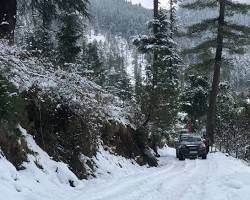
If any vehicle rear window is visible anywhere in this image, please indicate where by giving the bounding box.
[181,136,201,142]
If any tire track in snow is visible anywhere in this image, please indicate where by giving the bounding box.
[72,156,178,198]
[75,157,197,200]
[118,160,197,200]
[154,158,201,200]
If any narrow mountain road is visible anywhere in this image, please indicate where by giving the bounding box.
[72,148,250,200]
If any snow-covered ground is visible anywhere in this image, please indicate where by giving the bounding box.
[73,149,250,200]
[1,131,250,200]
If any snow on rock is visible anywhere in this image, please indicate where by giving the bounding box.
[93,145,142,178]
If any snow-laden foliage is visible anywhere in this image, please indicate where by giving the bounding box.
[180,74,209,129]
[0,41,136,126]
[134,10,182,130]
[215,82,250,159]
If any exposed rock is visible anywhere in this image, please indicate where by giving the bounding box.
[0,122,28,170]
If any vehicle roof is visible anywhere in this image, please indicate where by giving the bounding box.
[177,129,189,134]
[180,134,202,138]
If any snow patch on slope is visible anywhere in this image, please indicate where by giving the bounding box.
[0,127,79,200]
[93,145,142,178]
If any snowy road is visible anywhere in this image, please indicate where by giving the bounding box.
[72,148,250,200]
[2,144,250,200]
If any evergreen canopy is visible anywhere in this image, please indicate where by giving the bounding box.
[181,0,250,76]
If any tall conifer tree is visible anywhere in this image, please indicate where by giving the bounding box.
[134,2,182,130]
[181,0,250,145]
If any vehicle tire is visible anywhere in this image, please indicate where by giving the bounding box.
[176,150,179,158]
[202,155,207,160]
[179,154,185,161]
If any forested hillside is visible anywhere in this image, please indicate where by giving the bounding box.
[90,0,152,38]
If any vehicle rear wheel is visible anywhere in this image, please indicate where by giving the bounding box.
[179,154,185,161]
[176,150,179,158]
[202,155,207,160]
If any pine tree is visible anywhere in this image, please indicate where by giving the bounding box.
[20,0,89,61]
[181,75,209,129]
[27,27,55,60]
[86,41,105,85]
[181,0,250,77]
[27,0,89,19]
[134,8,182,130]
[169,0,178,38]
[17,0,55,56]
[55,0,89,16]
[56,14,81,67]
[104,46,133,102]
[181,0,250,145]
[215,82,236,153]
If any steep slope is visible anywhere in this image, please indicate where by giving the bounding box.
[0,40,156,179]
[0,127,144,200]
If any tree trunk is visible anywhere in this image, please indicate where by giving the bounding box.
[150,0,159,119]
[153,0,158,35]
[0,0,17,43]
[206,0,225,146]
[169,0,174,39]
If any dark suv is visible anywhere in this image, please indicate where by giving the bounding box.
[175,134,207,160]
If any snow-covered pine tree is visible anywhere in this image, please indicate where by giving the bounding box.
[215,82,237,154]
[215,85,250,158]
[103,40,133,102]
[18,0,89,63]
[23,0,56,59]
[56,14,81,68]
[24,0,89,18]
[181,75,209,130]
[85,41,105,85]
[134,8,182,131]
[169,0,179,39]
